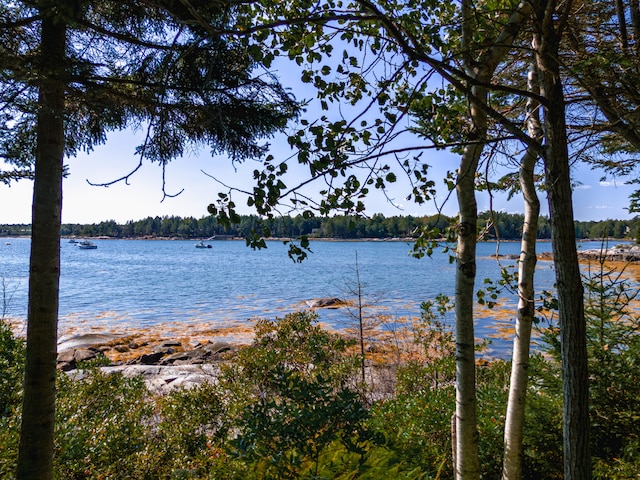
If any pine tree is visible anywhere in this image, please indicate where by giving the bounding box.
[0,2,298,478]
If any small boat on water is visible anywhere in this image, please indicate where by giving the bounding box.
[77,240,97,249]
[195,241,212,249]
[68,238,78,243]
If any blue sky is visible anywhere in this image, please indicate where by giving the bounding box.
[1,58,637,225]
[0,123,636,225]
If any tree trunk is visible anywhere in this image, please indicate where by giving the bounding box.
[534,2,591,478]
[16,15,66,480]
[454,137,482,480]
[502,51,542,480]
[454,2,485,477]
[454,3,532,477]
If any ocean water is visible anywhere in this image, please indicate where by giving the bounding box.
[0,237,623,355]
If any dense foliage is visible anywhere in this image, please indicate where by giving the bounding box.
[1,212,638,242]
[538,262,640,478]
[0,2,299,181]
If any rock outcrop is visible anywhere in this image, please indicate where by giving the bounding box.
[306,297,347,309]
[578,244,640,262]
[57,346,106,371]
[58,332,125,351]
[68,364,221,395]
[57,333,237,393]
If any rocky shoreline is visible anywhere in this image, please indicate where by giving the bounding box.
[495,244,640,263]
[55,297,350,394]
[57,331,241,395]
[576,243,640,262]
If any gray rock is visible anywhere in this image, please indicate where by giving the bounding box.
[57,333,124,351]
[56,330,237,378]
[135,351,166,365]
[306,297,346,309]
[158,342,236,365]
[74,348,100,363]
[57,347,106,371]
[203,341,234,354]
[57,349,76,364]
[89,364,221,395]
[160,350,199,365]
[579,244,640,262]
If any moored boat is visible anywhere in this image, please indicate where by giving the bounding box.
[77,240,97,249]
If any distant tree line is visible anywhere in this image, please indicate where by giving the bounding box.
[1,212,639,242]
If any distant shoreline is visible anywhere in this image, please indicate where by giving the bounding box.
[3,234,636,244]
[2,212,638,245]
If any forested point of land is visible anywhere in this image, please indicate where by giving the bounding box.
[2,211,639,242]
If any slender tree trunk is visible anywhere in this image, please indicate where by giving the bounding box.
[502,49,543,480]
[454,3,485,478]
[630,0,640,56]
[454,135,482,480]
[534,1,591,478]
[615,0,629,50]
[454,3,532,477]
[16,15,66,480]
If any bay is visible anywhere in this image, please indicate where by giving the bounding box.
[0,237,624,356]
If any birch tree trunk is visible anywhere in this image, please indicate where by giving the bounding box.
[502,48,543,480]
[454,102,483,480]
[16,14,66,480]
[533,1,591,478]
[455,3,533,477]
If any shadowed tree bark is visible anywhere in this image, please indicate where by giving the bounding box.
[533,1,591,478]
[16,12,66,479]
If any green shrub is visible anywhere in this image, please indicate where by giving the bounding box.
[307,440,429,479]
[221,311,372,479]
[521,355,564,480]
[0,320,24,418]
[0,320,24,478]
[373,360,512,479]
[55,368,154,479]
[369,388,454,477]
[538,262,640,478]
[150,382,230,478]
[55,368,242,479]
[582,268,640,464]
[369,296,456,477]
[373,352,565,479]
[475,360,509,479]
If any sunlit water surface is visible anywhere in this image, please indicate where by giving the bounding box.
[1,238,634,356]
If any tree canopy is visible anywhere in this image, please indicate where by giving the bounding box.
[0,1,299,191]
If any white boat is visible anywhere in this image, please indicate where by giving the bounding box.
[195,241,212,249]
[77,240,97,249]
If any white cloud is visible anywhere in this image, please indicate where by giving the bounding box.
[598,180,633,188]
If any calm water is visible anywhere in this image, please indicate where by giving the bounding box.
[0,237,619,355]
